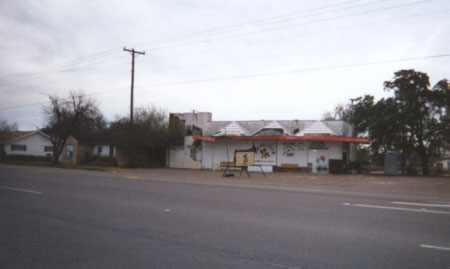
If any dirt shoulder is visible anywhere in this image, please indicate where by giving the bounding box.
[1,162,448,195]
[125,168,450,195]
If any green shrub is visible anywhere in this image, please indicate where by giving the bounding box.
[0,154,52,162]
[80,155,116,166]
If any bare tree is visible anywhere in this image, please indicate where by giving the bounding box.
[43,92,101,165]
[109,106,169,167]
[0,120,18,154]
[322,103,352,121]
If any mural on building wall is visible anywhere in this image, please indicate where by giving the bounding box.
[282,141,307,158]
[188,140,202,161]
[282,142,295,157]
[254,142,276,165]
[316,154,328,172]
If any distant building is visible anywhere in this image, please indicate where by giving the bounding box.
[168,112,369,173]
[437,150,450,170]
[0,131,53,157]
[60,135,116,164]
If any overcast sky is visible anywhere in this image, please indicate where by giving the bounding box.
[0,0,449,129]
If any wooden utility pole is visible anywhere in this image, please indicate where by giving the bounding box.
[123,47,145,166]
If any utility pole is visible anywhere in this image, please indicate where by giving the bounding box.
[123,47,145,166]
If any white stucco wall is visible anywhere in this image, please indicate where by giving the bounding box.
[276,141,308,167]
[4,132,53,156]
[171,137,354,173]
[440,159,449,170]
[168,136,202,169]
[200,140,349,173]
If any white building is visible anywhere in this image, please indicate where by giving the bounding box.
[437,151,449,170]
[168,112,369,173]
[1,131,53,157]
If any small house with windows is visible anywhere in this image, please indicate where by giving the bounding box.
[0,130,53,157]
[60,135,116,164]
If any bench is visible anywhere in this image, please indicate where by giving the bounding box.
[280,163,299,169]
[220,161,265,178]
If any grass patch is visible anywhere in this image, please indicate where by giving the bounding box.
[56,163,117,172]
[0,160,53,167]
[0,159,117,172]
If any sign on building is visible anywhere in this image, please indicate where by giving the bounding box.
[254,142,276,165]
[235,152,254,166]
[309,141,327,149]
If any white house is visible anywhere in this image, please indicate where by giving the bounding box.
[1,131,53,157]
[437,150,450,170]
[168,112,369,173]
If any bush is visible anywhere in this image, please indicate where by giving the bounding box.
[345,161,369,174]
[0,154,52,162]
[80,155,116,166]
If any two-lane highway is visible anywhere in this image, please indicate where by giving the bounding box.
[1,165,449,268]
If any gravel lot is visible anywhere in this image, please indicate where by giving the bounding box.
[124,168,450,194]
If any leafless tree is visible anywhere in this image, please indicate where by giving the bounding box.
[109,106,169,167]
[322,103,352,121]
[43,91,101,165]
[0,120,18,153]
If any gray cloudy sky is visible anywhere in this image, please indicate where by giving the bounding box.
[0,0,449,129]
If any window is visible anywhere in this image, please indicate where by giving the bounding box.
[66,145,73,158]
[97,146,102,154]
[11,144,26,151]
[44,146,53,152]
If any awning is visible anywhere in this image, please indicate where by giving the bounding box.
[193,135,370,143]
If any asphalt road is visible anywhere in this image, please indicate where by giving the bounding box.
[1,164,449,268]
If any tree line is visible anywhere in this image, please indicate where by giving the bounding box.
[323,69,449,175]
[1,91,171,167]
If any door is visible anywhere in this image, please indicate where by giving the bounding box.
[308,149,329,173]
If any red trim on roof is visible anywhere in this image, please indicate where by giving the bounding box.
[192,135,370,143]
[192,135,216,142]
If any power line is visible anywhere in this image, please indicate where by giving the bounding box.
[1,58,131,95]
[0,54,127,86]
[129,0,372,48]
[0,0,421,83]
[1,53,448,111]
[0,50,121,80]
[133,0,433,49]
[133,53,450,87]
[1,0,438,91]
[0,0,367,82]
[145,8,449,54]
[1,4,447,98]
[0,86,129,110]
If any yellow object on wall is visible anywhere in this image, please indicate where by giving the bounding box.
[235,151,254,166]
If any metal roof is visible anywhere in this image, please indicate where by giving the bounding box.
[252,121,292,136]
[296,121,337,136]
[214,121,250,137]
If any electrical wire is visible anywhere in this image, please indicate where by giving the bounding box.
[1,53,448,111]
[0,0,427,84]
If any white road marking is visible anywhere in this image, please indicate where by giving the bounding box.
[266,262,303,269]
[420,245,450,251]
[392,201,450,208]
[164,209,171,212]
[0,185,42,195]
[342,203,450,215]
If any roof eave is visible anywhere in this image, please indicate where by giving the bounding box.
[193,135,369,143]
